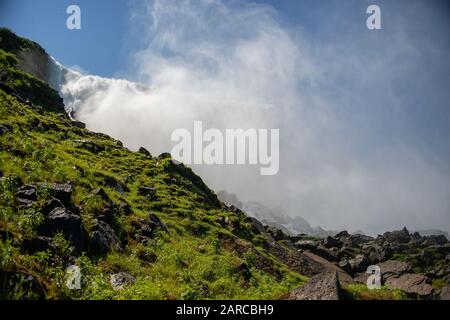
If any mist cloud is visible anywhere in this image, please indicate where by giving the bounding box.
[59,0,450,235]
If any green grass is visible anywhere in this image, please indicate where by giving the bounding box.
[342,284,410,300]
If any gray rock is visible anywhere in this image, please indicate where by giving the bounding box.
[354,260,412,284]
[439,286,450,300]
[110,272,135,290]
[385,273,433,298]
[378,260,411,280]
[381,227,411,244]
[286,272,341,300]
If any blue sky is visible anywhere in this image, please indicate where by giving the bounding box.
[1,0,450,233]
[0,0,130,76]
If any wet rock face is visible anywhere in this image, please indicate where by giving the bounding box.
[286,272,341,300]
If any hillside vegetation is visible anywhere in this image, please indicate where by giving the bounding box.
[0,28,308,299]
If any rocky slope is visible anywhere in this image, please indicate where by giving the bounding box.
[0,28,448,300]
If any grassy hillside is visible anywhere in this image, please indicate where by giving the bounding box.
[0,28,307,300]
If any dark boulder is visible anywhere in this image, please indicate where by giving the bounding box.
[91,188,113,206]
[266,226,288,241]
[89,220,122,255]
[21,236,56,254]
[158,152,171,159]
[338,259,352,274]
[16,185,37,205]
[423,235,448,246]
[348,234,373,246]
[70,120,85,129]
[0,272,45,300]
[130,213,167,242]
[138,147,152,158]
[41,197,65,216]
[334,231,350,239]
[312,246,339,262]
[103,176,129,194]
[0,124,12,135]
[247,217,265,235]
[138,186,157,199]
[247,217,275,242]
[37,182,73,206]
[38,207,87,253]
[118,201,132,216]
[348,254,370,274]
[235,262,252,282]
[420,249,435,266]
[323,236,341,248]
[148,213,168,232]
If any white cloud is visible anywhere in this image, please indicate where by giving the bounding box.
[58,0,450,235]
